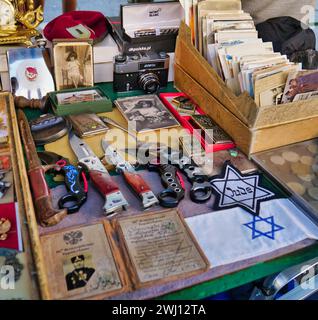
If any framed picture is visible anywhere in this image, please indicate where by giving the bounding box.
[53,41,94,91]
[48,86,113,116]
[114,94,180,133]
[56,89,103,105]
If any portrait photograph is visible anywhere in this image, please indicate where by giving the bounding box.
[41,223,125,299]
[56,89,103,105]
[63,253,95,291]
[115,95,180,133]
[259,84,285,107]
[282,70,318,104]
[53,41,94,91]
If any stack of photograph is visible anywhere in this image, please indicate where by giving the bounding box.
[184,0,318,107]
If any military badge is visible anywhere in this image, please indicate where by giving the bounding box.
[25,67,38,81]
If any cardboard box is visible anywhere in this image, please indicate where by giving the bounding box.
[119,1,183,51]
[93,34,120,83]
[107,16,179,54]
[174,22,318,156]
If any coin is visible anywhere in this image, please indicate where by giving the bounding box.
[308,187,318,201]
[291,162,310,175]
[270,155,285,166]
[298,174,315,182]
[287,182,306,196]
[307,144,318,154]
[282,151,300,163]
[300,156,314,166]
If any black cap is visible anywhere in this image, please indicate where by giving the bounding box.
[71,255,85,263]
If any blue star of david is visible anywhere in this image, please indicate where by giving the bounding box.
[243,216,284,240]
[210,162,275,215]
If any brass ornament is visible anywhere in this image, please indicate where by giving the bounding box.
[0,0,44,46]
[0,217,11,240]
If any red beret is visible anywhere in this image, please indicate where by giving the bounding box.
[43,11,108,43]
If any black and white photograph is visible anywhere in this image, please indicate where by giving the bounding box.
[115,95,180,133]
[64,254,95,291]
[53,41,94,90]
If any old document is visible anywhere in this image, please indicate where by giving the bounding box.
[41,222,127,299]
[117,210,209,287]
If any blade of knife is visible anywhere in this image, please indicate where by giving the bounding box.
[102,139,132,170]
[69,131,96,160]
[102,139,120,163]
[69,132,129,215]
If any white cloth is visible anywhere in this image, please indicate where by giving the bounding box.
[186,198,318,268]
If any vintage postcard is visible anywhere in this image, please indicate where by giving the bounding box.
[293,90,318,102]
[115,209,210,288]
[40,222,128,299]
[259,84,285,107]
[115,95,180,133]
[53,41,94,91]
[282,70,318,104]
[56,89,103,106]
[253,64,301,107]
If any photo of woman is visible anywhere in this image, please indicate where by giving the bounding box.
[53,41,94,90]
[66,51,83,88]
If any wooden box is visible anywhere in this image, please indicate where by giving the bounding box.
[174,22,318,156]
[0,92,40,299]
[5,92,209,300]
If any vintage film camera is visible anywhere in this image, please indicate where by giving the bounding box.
[113,51,169,94]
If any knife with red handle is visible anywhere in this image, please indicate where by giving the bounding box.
[102,139,159,209]
[69,132,128,215]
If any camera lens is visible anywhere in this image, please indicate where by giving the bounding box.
[138,73,160,94]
